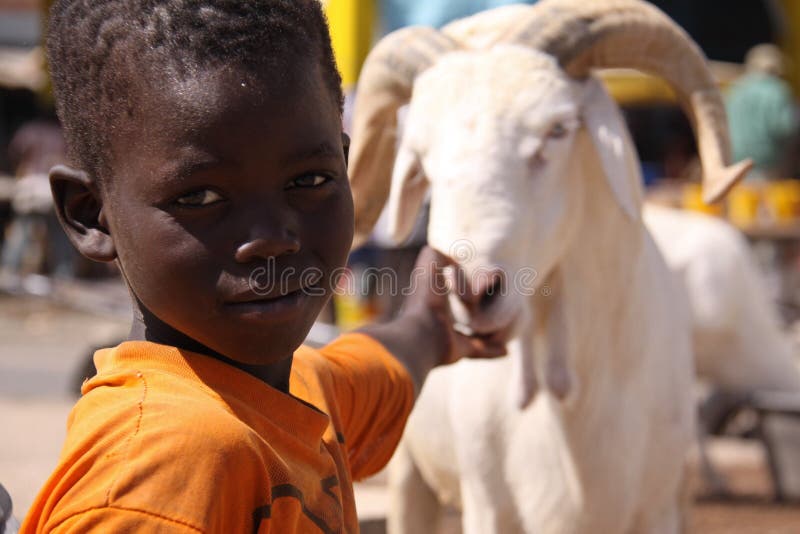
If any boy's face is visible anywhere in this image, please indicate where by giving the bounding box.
[99,62,353,365]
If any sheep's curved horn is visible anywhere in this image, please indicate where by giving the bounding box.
[349,28,459,248]
[508,0,751,203]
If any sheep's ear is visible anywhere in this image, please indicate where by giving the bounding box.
[385,145,428,244]
[581,78,642,220]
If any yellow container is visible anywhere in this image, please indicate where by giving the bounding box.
[333,293,372,331]
[682,183,724,216]
[764,180,800,223]
[332,268,376,331]
[727,183,762,227]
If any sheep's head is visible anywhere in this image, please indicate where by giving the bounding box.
[348,0,754,369]
[391,48,585,334]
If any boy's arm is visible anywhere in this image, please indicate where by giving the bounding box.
[317,247,505,479]
[357,246,506,392]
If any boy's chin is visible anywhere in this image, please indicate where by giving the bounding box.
[215,319,318,366]
[210,293,330,364]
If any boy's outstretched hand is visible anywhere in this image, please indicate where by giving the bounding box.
[358,246,507,392]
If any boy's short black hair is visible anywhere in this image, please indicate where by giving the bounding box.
[47,0,344,181]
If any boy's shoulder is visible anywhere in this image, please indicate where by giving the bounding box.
[75,354,254,446]
[32,344,273,532]
[68,343,268,476]
[62,341,282,488]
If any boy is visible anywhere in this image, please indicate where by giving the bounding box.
[22,1,504,532]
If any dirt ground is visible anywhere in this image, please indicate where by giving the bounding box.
[688,439,800,533]
[692,501,800,534]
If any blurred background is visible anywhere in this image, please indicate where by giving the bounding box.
[4,0,800,532]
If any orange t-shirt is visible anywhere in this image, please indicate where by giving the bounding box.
[21,333,414,533]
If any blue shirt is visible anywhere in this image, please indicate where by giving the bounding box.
[726,72,797,173]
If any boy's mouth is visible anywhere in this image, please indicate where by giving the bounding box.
[223,280,323,321]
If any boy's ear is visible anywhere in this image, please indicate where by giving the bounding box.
[49,164,117,262]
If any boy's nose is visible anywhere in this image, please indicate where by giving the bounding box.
[234,232,301,263]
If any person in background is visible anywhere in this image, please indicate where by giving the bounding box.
[726,43,799,179]
[0,120,75,289]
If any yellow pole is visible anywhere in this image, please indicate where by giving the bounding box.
[778,0,800,96]
[323,0,376,90]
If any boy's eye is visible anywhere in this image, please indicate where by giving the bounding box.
[287,174,330,189]
[175,189,224,207]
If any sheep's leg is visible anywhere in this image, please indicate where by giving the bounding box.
[628,505,682,534]
[452,403,519,534]
[629,463,691,534]
[459,478,517,534]
[387,439,442,534]
[696,424,729,496]
[639,496,686,534]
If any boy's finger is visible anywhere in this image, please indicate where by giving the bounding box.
[412,246,457,306]
[421,246,465,290]
[448,333,507,364]
[470,338,507,359]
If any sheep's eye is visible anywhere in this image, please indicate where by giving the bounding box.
[548,122,568,139]
[175,189,223,207]
[287,174,330,189]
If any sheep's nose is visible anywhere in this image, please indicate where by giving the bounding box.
[459,268,505,312]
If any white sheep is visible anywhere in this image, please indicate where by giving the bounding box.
[644,204,800,393]
[347,1,751,533]
[644,204,800,494]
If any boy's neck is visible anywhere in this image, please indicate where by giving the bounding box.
[128,304,293,393]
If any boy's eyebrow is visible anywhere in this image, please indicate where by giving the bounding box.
[159,158,222,183]
[148,155,224,189]
[282,141,343,164]
[153,141,344,184]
